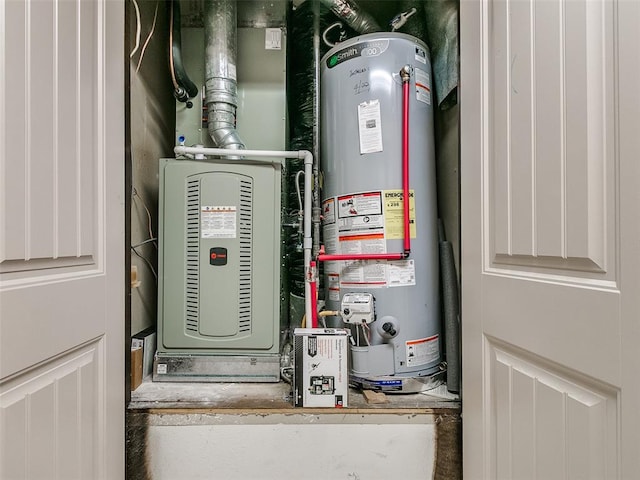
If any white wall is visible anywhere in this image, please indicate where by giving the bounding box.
[129,0,175,335]
[146,413,436,480]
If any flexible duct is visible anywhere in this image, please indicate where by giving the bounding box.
[318,0,380,34]
[204,0,245,150]
[170,0,198,102]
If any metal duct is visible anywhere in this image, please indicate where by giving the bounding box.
[204,0,245,150]
[318,0,380,34]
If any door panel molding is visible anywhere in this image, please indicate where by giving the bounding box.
[485,335,619,480]
[0,0,124,476]
[0,338,105,479]
[486,0,615,280]
[0,0,103,267]
[462,0,640,476]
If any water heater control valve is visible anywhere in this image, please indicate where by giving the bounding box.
[341,293,375,324]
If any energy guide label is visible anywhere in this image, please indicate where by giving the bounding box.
[201,206,236,238]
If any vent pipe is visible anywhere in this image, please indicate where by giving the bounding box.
[204,0,245,150]
[318,0,380,34]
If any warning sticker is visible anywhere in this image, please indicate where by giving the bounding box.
[339,214,384,233]
[357,100,384,154]
[338,192,382,218]
[383,190,416,239]
[322,198,336,224]
[328,273,340,301]
[414,67,431,105]
[415,46,427,64]
[323,223,338,254]
[387,259,416,287]
[201,206,236,239]
[341,259,386,286]
[339,232,386,254]
[406,335,440,367]
[339,232,387,287]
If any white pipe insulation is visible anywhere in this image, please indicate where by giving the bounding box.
[173,146,315,325]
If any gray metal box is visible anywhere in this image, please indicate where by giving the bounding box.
[157,158,281,367]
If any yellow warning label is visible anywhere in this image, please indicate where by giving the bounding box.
[383,190,416,239]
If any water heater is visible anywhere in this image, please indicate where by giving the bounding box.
[321,33,442,392]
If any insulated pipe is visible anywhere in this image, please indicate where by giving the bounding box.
[318,0,381,34]
[174,146,315,325]
[169,0,198,102]
[204,0,245,150]
[318,66,413,264]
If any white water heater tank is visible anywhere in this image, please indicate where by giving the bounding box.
[321,32,442,391]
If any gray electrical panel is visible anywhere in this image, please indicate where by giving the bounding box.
[154,158,281,382]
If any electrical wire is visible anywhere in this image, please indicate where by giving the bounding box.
[362,323,371,346]
[322,21,343,48]
[168,0,180,90]
[131,245,158,282]
[136,1,159,74]
[132,187,157,249]
[295,170,304,213]
[130,0,142,58]
[131,237,158,249]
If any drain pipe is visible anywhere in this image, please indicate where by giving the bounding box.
[204,0,245,150]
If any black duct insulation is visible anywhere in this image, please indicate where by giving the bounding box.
[170,0,198,102]
[439,222,460,393]
[285,2,359,297]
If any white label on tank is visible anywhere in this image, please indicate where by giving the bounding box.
[228,63,237,81]
[406,335,439,367]
[415,46,427,64]
[414,67,431,105]
[387,259,416,287]
[357,100,384,154]
[323,198,336,224]
[341,259,387,286]
[201,206,236,238]
[339,214,384,233]
[156,364,167,374]
[265,28,282,50]
[339,232,387,287]
[323,223,338,253]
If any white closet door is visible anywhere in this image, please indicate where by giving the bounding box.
[0,0,125,478]
[461,0,640,478]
